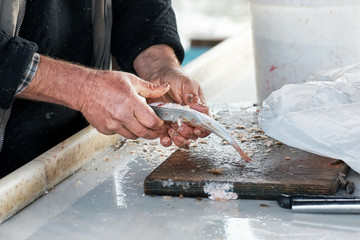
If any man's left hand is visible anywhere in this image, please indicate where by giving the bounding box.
[134,45,210,147]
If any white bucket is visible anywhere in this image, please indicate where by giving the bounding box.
[250,0,360,104]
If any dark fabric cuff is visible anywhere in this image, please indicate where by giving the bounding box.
[112,24,184,74]
[0,34,38,109]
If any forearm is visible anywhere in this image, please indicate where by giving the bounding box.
[133,44,182,81]
[17,55,93,111]
[16,54,170,140]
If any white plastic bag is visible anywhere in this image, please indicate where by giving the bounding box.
[259,64,360,174]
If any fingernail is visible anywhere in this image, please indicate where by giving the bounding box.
[163,138,171,145]
[161,83,169,87]
[186,94,194,103]
[193,96,201,104]
[186,94,202,104]
[169,129,178,136]
[197,101,207,107]
[194,128,203,137]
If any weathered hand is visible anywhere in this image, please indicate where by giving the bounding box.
[79,70,171,139]
[18,55,171,141]
[146,68,211,147]
[134,44,211,147]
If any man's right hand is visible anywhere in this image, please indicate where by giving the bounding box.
[18,55,171,140]
[79,70,171,139]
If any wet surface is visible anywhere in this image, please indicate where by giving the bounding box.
[145,106,348,199]
[0,103,359,240]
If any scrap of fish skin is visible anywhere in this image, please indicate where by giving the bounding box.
[149,102,252,162]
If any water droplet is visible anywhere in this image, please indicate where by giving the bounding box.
[45,112,54,119]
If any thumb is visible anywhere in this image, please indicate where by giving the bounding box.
[131,77,170,98]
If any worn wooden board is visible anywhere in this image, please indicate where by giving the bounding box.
[144,106,349,200]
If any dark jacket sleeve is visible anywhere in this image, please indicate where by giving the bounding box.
[0,31,38,109]
[111,0,184,74]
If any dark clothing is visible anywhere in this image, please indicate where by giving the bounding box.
[19,0,94,68]
[0,0,184,177]
[0,34,37,109]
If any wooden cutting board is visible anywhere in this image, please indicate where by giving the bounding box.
[144,106,349,200]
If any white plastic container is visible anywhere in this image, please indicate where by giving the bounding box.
[250,0,360,104]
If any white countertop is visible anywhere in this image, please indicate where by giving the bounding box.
[1,23,360,239]
[1,135,359,240]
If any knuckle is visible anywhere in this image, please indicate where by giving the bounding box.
[177,125,197,140]
[98,127,112,135]
[118,130,137,140]
[169,130,189,147]
[135,128,150,138]
[106,120,119,131]
[147,118,159,129]
[160,137,172,147]
[127,135,139,140]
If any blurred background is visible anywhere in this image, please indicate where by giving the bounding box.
[171,0,256,103]
[172,0,251,65]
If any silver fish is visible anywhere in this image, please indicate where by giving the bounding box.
[150,102,251,162]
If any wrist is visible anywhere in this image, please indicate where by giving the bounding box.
[18,55,93,111]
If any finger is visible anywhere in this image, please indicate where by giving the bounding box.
[197,87,210,115]
[198,86,207,104]
[130,76,170,98]
[116,125,138,140]
[168,128,191,147]
[148,77,185,105]
[133,100,164,130]
[91,118,138,140]
[160,136,172,147]
[126,117,168,140]
[171,122,197,140]
[184,93,210,115]
[194,127,211,138]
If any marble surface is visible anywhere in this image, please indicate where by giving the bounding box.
[0,126,121,223]
[1,16,359,239]
[0,27,256,224]
[0,136,359,240]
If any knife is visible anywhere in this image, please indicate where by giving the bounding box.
[277,194,360,213]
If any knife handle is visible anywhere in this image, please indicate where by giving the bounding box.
[277,194,360,213]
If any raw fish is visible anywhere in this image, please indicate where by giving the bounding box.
[150,102,251,162]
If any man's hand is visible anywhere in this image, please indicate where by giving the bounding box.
[79,70,171,139]
[134,45,211,147]
[18,55,171,140]
[146,68,211,147]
